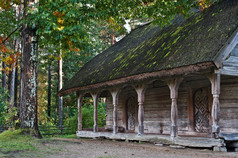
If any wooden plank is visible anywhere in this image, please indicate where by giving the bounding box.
[219,128,238,133]
[220,66,238,76]
[220,102,238,108]
[223,62,238,67]
[231,44,238,56]
[224,55,238,63]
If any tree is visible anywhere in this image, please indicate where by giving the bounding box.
[19,0,41,138]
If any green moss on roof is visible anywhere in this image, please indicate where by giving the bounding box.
[60,0,238,94]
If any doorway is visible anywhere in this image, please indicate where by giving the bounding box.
[126,96,136,131]
[193,88,210,133]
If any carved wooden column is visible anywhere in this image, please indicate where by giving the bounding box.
[208,72,221,137]
[77,93,83,131]
[110,90,119,134]
[167,78,183,138]
[91,93,98,133]
[135,85,147,135]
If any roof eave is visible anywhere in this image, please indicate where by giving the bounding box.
[58,62,216,96]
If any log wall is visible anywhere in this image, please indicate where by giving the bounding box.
[105,76,238,135]
[220,76,238,133]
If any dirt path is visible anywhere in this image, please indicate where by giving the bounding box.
[14,138,238,158]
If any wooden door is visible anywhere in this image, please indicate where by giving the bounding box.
[193,88,210,133]
[126,97,135,131]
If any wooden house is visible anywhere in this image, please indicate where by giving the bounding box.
[59,0,238,150]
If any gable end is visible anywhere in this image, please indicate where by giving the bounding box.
[217,35,238,76]
[214,29,238,69]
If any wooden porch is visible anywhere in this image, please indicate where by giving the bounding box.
[76,130,225,149]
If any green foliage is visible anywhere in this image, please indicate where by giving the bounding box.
[82,101,106,128]
[0,89,19,127]
[4,107,18,127]
[0,130,39,152]
[0,8,18,37]
[0,89,9,125]
[64,99,106,132]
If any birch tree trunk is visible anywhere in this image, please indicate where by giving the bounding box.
[9,39,19,109]
[19,0,41,138]
[58,50,63,134]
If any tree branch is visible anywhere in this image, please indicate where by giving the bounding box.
[2,26,22,44]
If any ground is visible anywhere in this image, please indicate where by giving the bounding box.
[1,138,238,158]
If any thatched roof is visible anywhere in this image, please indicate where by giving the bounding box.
[59,0,238,96]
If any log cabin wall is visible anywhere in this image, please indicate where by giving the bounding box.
[143,81,189,135]
[105,86,138,131]
[105,95,113,127]
[104,75,238,135]
[220,76,238,134]
[143,85,172,134]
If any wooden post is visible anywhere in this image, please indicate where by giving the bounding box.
[208,73,221,137]
[91,93,98,133]
[166,78,183,138]
[135,85,147,135]
[110,90,119,134]
[77,93,83,131]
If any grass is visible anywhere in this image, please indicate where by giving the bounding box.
[0,129,40,153]
[53,134,77,139]
[0,130,79,157]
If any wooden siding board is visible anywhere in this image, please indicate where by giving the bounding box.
[220,44,238,76]
[220,77,238,133]
[231,44,238,56]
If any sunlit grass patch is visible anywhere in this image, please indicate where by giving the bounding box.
[0,129,40,152]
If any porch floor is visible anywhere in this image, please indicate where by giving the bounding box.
[76,131,225,148]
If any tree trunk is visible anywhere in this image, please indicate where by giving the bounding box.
[2,62,6,89]
[9,39,19,109]
[8,70,12,92]
[54,85,58,125]
[14,64,18,108]
[58,50,63,134]
[47,65,52,119]
[19,0,41,138]
[111,33,115,45]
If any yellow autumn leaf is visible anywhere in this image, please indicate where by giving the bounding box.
[54,57,61,60]
[58,26,64,31]
[57,18,64,25]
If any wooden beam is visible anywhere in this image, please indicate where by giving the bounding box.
[207,73,221,137]
[187,87,195,132]
[166,78,183,138]
[77,93,83,131]
[91,93,98,133]
[134,84,147,135]
[110,89,120,134]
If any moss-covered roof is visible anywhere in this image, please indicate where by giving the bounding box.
[59,0,238,96]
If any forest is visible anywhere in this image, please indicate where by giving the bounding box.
[0,0,212,138]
